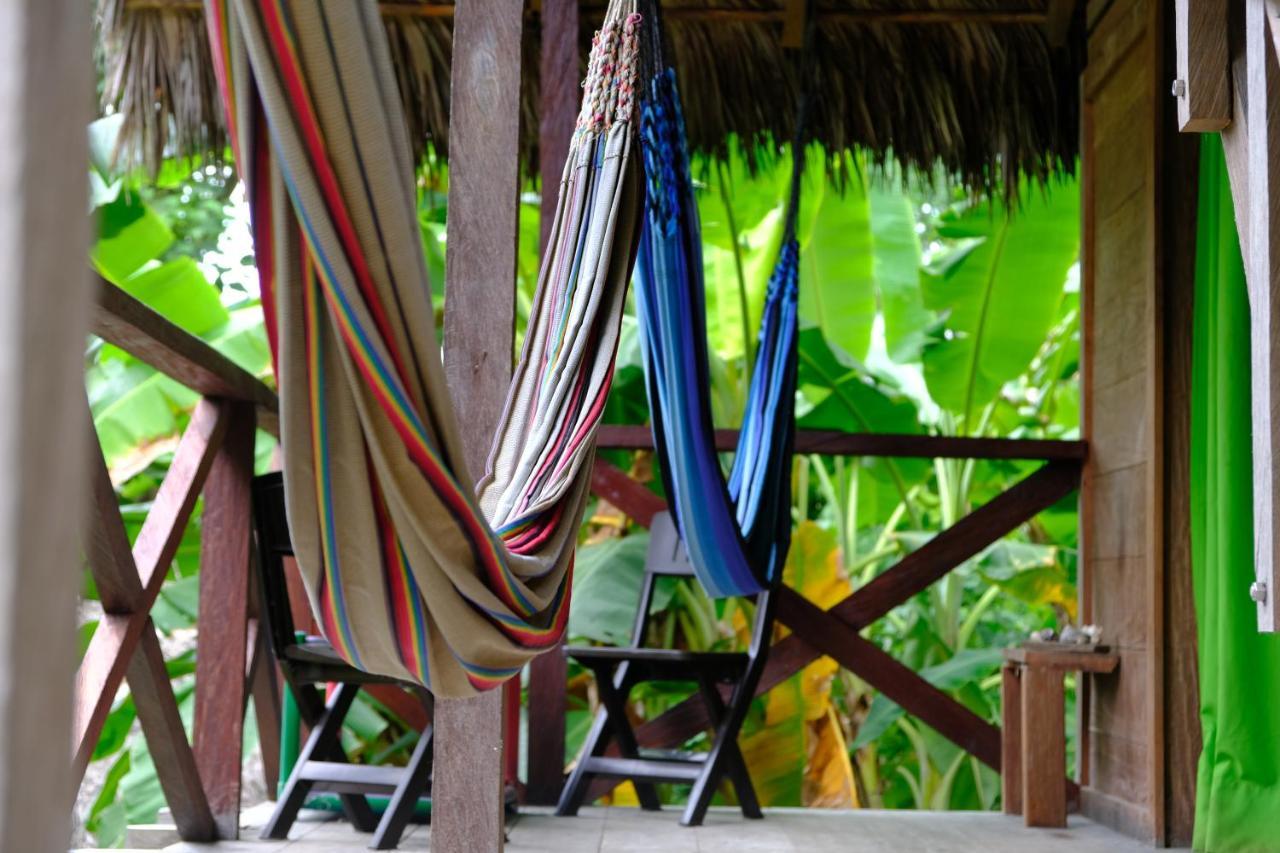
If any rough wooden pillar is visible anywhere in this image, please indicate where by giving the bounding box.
[0,4,93,851]
[525,0,579,807]
[192,401,256,839]
[435,0,523,849]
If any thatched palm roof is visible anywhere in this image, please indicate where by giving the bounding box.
[97,0,1082,193]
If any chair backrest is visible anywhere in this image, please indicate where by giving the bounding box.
[250,471,303,665]
[632,512,776,663]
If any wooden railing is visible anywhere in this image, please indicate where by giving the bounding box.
[78,278,1088,829]
[526,423,1088,806]
[74,278,279,840]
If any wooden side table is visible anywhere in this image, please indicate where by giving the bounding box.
[1001,644,1119,827]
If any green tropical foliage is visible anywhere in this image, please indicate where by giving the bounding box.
[80,111,1079,844]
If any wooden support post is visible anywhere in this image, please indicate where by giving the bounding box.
[0,5,94,850]
[1045,0,1078,47]
[192,401,257,839]
[526,0,579,805]
[1021,666,1067,828]
[1173,0,1231,130]
[1001,664,1023,816]
[436,0,523,848]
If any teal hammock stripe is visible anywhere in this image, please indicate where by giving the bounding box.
[634,51,802,597]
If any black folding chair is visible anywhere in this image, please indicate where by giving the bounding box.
[251,472,433,850]
[556,512,775,826]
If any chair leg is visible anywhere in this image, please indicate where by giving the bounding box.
[594,667,661,811]
[697,677,762,820]
[370,724,433,850]
[263,683,361,840]
[556,701,611,817]
[682,676,764,827]
[723,742,762,820]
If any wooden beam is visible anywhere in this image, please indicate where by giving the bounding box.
[245,533,283,800]
[1244,0,1280,631]
[775,587,1002,771]
[594,424,1088,461]
[94,278,279,434]
[1173,0,1231,131]
[1045,0,1078,46]
[583,460,1081,795]
[246,621,282,801]
[128,624,218,839]
[125,0,1049,26]
[192,401,256,838]
[0,7,94,849]
[435,0,523,847]
[826,462,1082,627]
[77,434,216,839]
[589,459,666,527]
[74,399,228,776]
[537,0,580,255]
[781,0,807,47]
[526,0,579,805]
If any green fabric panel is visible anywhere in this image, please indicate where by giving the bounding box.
[1190,136,1280,852]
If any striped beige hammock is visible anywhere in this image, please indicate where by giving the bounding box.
[205,0,642,697]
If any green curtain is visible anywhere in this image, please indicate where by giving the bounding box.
[1190,136,1280,852]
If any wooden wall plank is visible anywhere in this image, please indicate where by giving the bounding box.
[596,424,1088,461]
[0,5,94,849]
[1082,0,1166,840]
[435,0,524,847]
[1243,0,1280,631]
[1173,0,1231,130]
[192,401,256,839]
[1158,31,1202,837]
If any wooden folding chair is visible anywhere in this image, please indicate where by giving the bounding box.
[251,472,433,850]
[556,512,775,826]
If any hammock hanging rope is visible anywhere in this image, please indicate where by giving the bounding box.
[204,0,643,697]
[633,3,808,598]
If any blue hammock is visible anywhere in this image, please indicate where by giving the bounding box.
[634,48,805,598]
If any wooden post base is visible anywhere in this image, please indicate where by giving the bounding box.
[1001,645,1119,829]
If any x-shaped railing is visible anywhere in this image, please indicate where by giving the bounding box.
[528,425,1086,806]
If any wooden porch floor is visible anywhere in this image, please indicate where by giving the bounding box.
[110,802,1170,852]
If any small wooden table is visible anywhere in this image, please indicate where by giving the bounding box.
[1001,644,1119,828]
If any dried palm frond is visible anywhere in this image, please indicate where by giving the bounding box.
[96,0,1081,197]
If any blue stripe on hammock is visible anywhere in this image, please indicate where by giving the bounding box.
[635,67,800,598]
